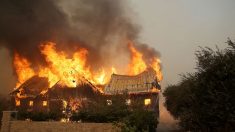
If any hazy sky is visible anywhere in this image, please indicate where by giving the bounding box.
[1,0,235,95]
[129,0,235,88]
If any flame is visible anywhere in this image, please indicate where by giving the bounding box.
[150,57,163,81]
[111,67,117,74]
[13,53,35,87]
[127,40,163,81]
[13,41,163,93]
[127,41,147,75]
[39,42,91,87]
[94,69,106,85]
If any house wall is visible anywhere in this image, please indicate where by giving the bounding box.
[14,98,49,113]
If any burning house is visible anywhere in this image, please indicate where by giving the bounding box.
[1,0,164,128]
[105,67,160,116]
[10,67,161,120]
[9,40,163,123]
[10,75,102,113]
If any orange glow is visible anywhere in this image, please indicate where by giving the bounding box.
[127,41,147,75]
[15,99,20,106]
[29,101,34,106]
[94,69,106,85]
[38,42,113,87]
[13,53,35,88]
[39,42,91,87]
[111,67,117,74]
[144,98,151,105]
[127,41,163,82]
[151,87,160,93]
[43,101,47,106]
[13,41,163,93]
[150,58,163,81]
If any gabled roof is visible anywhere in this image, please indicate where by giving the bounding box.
[10,75,102,98]
[10,76,49,97]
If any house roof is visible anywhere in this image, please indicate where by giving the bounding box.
[10,75,102,98]
[105,67,160,94]
[10,76,49,97]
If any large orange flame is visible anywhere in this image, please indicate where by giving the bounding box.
[39,42,91,87]
[13,53,35,88]
[127,41,147,75]
[150,57,163,81]
[13,41,163,91]
[127,40,163,81]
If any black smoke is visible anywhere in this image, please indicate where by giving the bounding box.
[0,0,160,71]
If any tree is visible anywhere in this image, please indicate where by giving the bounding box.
[163,39,235,131]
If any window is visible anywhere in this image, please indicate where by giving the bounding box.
[15,100,20,106]
[106,100,112,105]
[43,101,47,106]
[126,99,131,105]
[29,101,33,106]
[144,99,151,106]
[62,100,67,108]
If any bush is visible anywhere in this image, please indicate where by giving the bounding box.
[164,39,235,131]
[71,94,158,132]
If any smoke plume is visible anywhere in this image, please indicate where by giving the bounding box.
[0,0,160,72]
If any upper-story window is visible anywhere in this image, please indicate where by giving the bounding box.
[43,101,47,106]
[144,98,151,106]
[29,101,33,106]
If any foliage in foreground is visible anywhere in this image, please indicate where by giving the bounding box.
[71,94,158,132]
[16,94,158,132]
[163,39,235,131]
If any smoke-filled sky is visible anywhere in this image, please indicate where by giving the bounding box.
[130,0,235,87]
[129,0,235,129]
[0,0,235,94]
[0,0,160,95]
